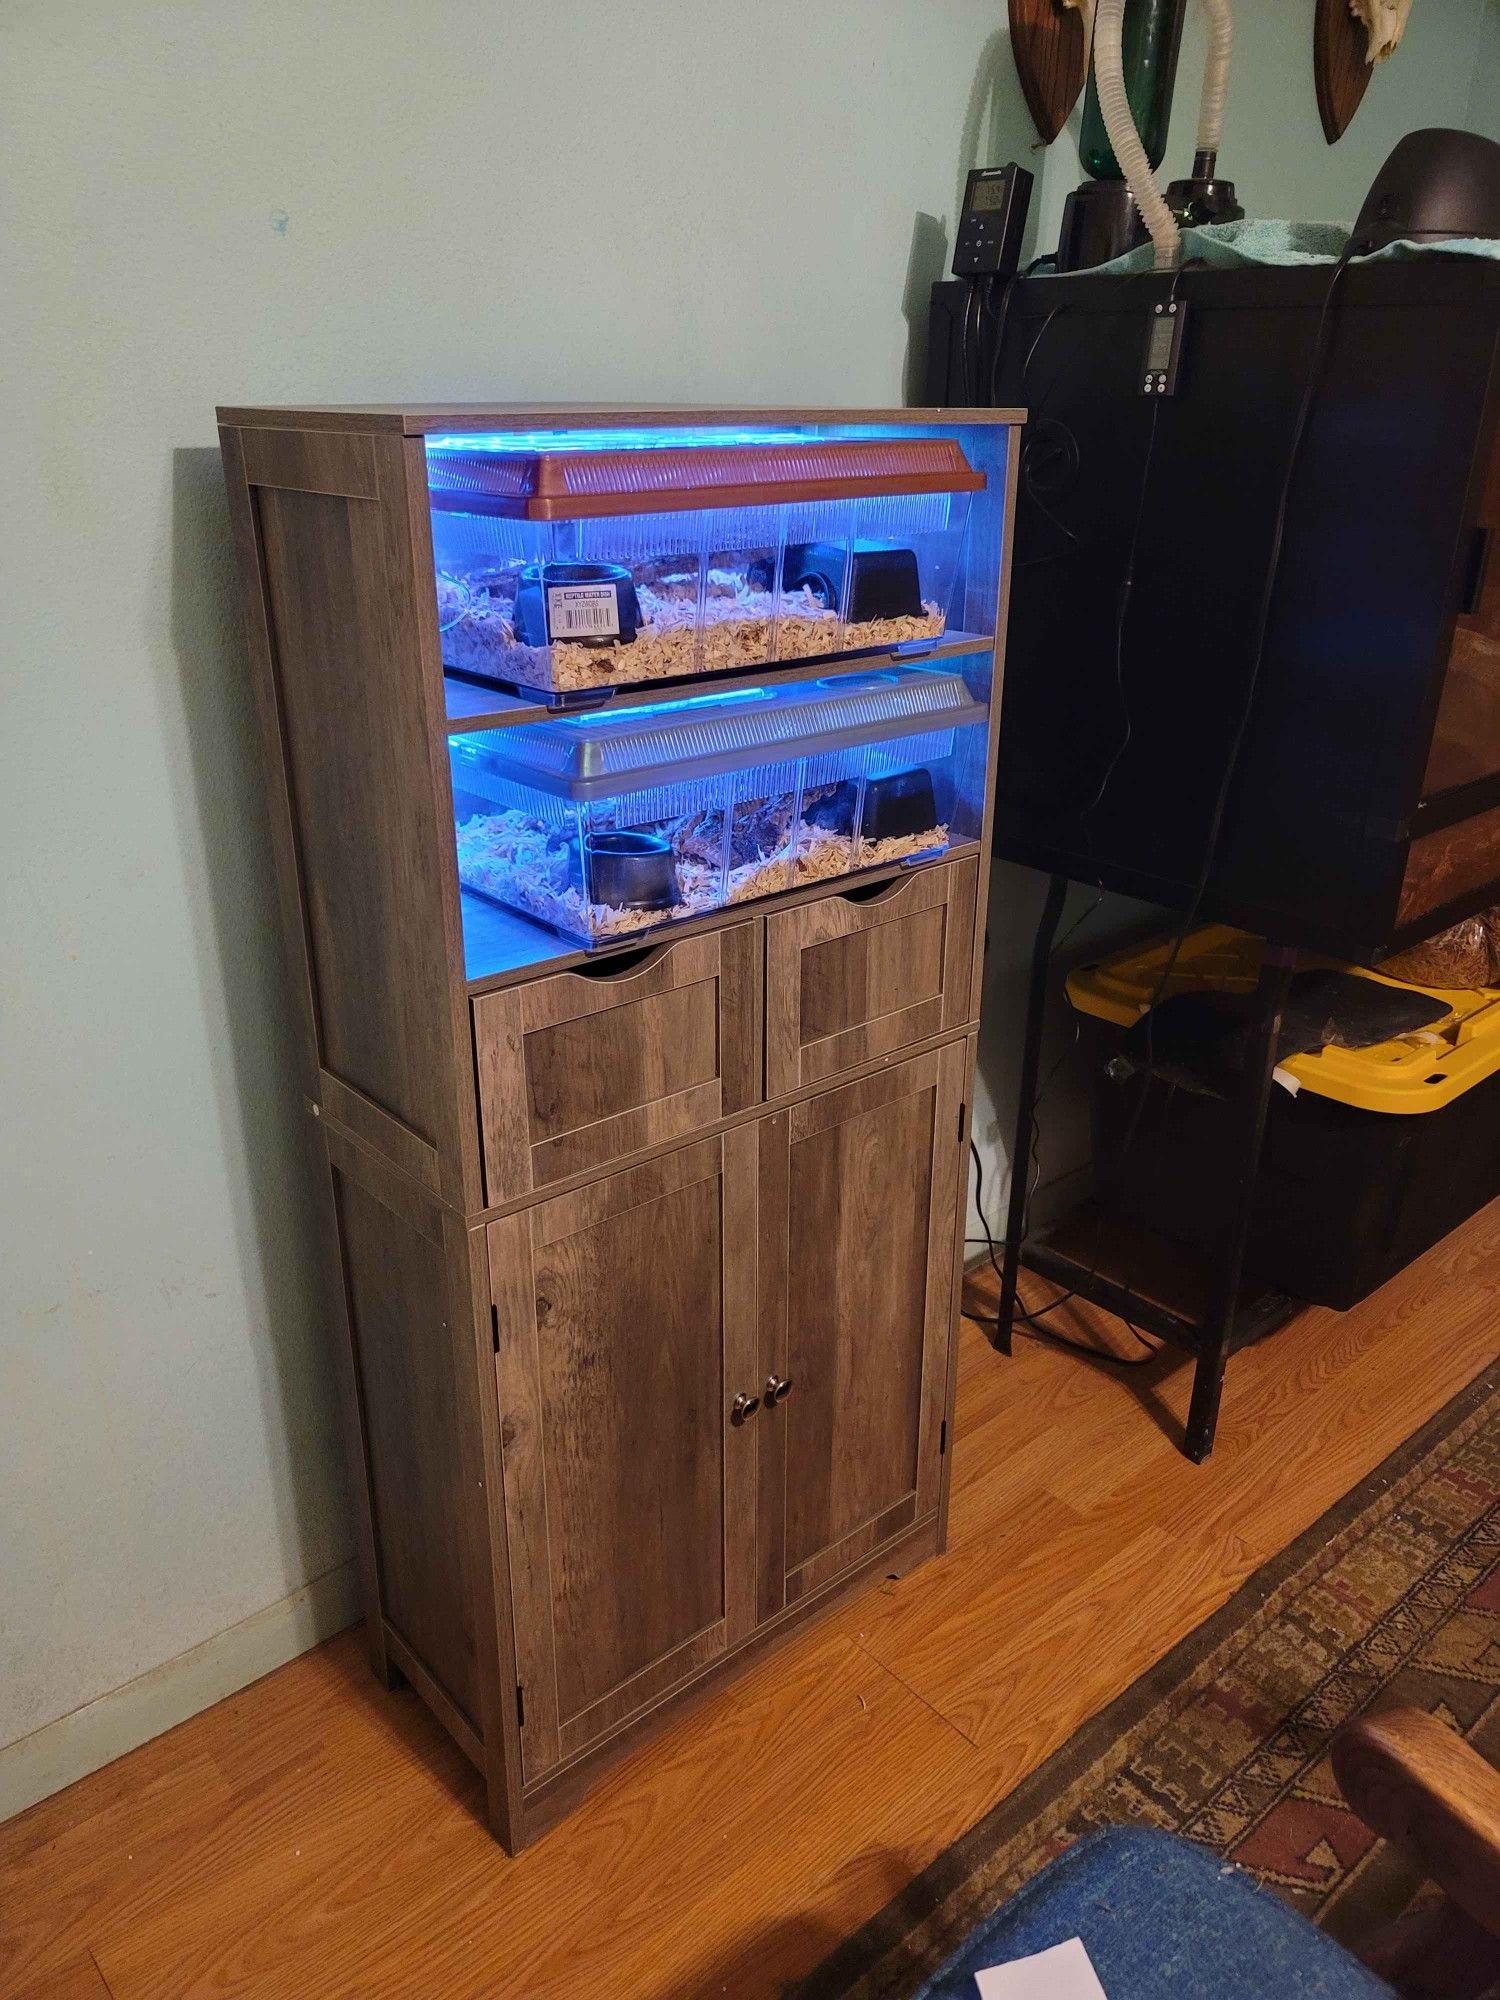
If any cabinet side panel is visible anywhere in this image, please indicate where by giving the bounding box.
[253,479,457,1162]
[330,1163,480,1725]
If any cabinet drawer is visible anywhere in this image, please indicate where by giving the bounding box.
[473,923,763,1205]
[764,856,978,1098]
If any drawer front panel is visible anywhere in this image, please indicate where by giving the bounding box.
[764,856,978,1098]
[474,922,761,1205]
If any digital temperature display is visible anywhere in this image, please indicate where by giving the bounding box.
[970,176,1013,213]
[1147,315,1177,371]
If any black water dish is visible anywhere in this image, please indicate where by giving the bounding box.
[583,830,678,909]
[513,561,642,649]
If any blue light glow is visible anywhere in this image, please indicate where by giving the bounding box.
[553,686,775,726]
[426,427,816,457]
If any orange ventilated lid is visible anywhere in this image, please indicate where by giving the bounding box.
[427,435,984,520]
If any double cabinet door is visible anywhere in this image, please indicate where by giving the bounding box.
[487,1042,968,1788]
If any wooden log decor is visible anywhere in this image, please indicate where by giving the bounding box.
[1010,0,1092,146]
[1315,0,1374,144]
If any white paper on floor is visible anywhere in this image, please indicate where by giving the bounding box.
[974,1935,1109,1999]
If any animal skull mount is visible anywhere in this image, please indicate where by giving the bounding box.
[1316,0,1407,143]
[1349,0,1412,65]
[1009,0,1095,146]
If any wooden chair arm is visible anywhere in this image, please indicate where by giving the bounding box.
[1333,1707,1500,1941]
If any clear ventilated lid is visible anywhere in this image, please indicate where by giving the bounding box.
[461,667,987,799]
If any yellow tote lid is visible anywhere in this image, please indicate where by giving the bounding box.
[1064,923,1500,1116]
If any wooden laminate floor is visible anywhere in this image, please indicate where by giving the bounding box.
[6,1206,1500,2000]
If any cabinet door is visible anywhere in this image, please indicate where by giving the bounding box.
[488,1131,760,1785]
[754,1044,967,1619]
[473,922,763,1207]
[764,858,977,1098]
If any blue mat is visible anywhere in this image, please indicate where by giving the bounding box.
[913,1828,1393,1998]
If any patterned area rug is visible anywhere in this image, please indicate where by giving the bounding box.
[799,1363,1500,1999]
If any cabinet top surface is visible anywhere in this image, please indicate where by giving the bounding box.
[217,403,1027,436]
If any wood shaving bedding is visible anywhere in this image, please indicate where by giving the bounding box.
[440,581,946,693]
[455,805,949,942]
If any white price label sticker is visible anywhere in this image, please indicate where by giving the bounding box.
[976,1937,1109,1999]
[546,583,621,638]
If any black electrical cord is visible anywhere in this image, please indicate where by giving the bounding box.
[1012,309,1093,572]
[1085,241,1358,1194]
[956,281,976,404]
[966,878,1162,1363]
[967,1140,1161,1364]
[986,275,1021,408]
[1026,242,1362,1339]
[1077,259,1200,830]
[958,276,997,405]
[981,889,1098,1241]
[1018,302,1066,387]
[985,253,1059,411]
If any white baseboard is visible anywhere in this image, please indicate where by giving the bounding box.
[0,1560,360,1824]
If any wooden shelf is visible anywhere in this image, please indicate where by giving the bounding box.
[461,892,581,983]
[442,631,996,735]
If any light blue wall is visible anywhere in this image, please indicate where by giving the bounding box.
[0,0,1026,1779]
[1,0,1493,1791]
[1469,0,1500,138]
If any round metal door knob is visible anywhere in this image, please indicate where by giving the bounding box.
[765,1375,794,1406]
[730,1392,761,1426]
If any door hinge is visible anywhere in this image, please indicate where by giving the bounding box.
[491,1303,501,1354]
[516,1682,526,1729]
[940,1418,948,1456]
[957,1102,968,1145]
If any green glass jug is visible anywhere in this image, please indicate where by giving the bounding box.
[1078,0,1189,178]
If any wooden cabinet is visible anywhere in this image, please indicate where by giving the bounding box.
[492,1052,968,1791]
[488,1056,968,1792]
[218,401,1017,1852]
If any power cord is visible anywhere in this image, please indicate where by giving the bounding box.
[1083,241,1357,1196]
[985,254,1058,410]
[966,1139,1161,1365]
[964,280,988,404]
[958,274,1001,404]
[967,880,1159,1365]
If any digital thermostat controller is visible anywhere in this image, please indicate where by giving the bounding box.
[952,164,1033,279]
[1141,298,1188,396]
